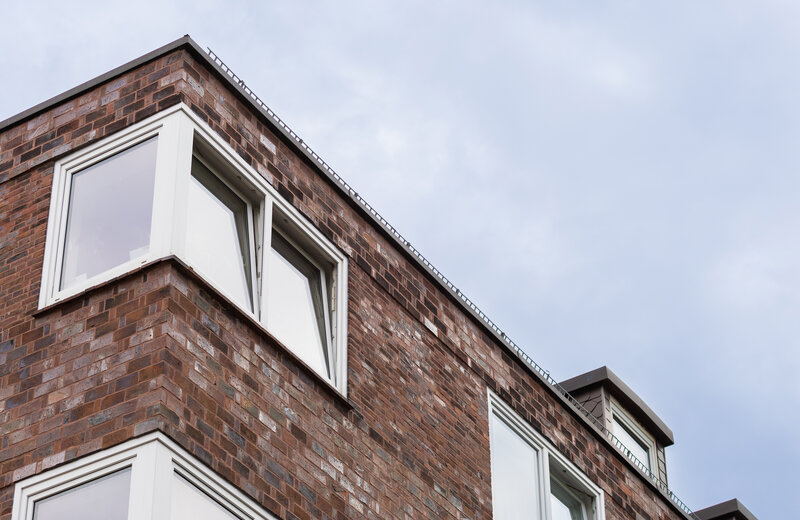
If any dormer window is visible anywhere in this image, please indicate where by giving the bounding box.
[610,401,656,473]
[558,366,673,485]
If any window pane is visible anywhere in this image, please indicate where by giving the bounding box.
[612,416,651,471]
[186,158,253,310]
[33,468,131,520]
[61,138,157,289]
[267,232,329,377]
[550,478,584,520]
[489,413,540,520]
[171,473,240,520]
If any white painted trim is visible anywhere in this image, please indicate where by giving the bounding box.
[609,399,657,473]
[39,103,349,396]
[11,433,277,520]
[39,105,185,308]
[487,391,605,520]
[185,151,260,317]
[185,106,348,394]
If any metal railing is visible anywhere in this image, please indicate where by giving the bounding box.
[204,46,698,519]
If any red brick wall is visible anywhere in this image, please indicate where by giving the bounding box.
[0,46,686,520]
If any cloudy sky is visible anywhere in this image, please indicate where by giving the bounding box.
[3,1,797,517]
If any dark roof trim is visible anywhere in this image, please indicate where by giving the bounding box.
[1,38,693,518]
[0,36,195,131]
[694,499,759,520]
[560,366,675,445]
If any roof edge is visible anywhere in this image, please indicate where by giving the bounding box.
[0,35,197,132]
[694,498,759,520]
[1,38,695,519]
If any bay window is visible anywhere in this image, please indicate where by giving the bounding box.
[40,105,348,395]
[488,391,604,520]
[11,433,276,520]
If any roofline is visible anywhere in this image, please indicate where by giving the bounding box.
[0,37,695,519]
[559,366,675,445]
[694,499,759,520]
[0,35,196,131]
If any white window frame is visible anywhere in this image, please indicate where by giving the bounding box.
[609,399,657,474]
[39,104,348,396]
[39,107,184,306]
[488,391,605,520]
[183,152,263,315]
[11,432,276,520]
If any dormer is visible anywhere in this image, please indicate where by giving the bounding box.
[559,366,674,485]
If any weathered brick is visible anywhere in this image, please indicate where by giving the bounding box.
[0,44,691,520]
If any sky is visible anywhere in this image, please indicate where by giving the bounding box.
[2,1,797,517]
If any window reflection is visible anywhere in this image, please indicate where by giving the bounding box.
[61,138,157,289]
[489,413,540,520]
[33,468,131,520]
[550,478,584,520]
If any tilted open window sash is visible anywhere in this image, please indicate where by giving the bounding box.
[40,105,348,395]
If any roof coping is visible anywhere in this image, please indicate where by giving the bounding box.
[694,499,759,520]
[559,366,675,446]
[0,38,699,519]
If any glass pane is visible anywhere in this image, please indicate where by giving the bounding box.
[33,467,131,520]
[61,138,157,289]
[489,413,540,520]
[170,473,239,520]
[186,158,253,310]
[612,416,651,471]
[267,232,329,377]
[550,478,584,520]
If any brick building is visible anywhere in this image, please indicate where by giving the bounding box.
[0,36,756,520]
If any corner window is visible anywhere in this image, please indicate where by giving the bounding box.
[488,391,604,520]
[41,106,348,395]
[610,402,656,473]
[12,433,276,520]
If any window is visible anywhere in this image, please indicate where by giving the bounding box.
[11,433,276,520]
[610,401,656,474]
[488,391,604,520]
[41,105,348,395]
[32,468,131,520]
[185,156,256,311]
[267,229,333,378]
[60,138,157,290]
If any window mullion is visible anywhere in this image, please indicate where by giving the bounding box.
[168,114,196,260]
[126,443,157,520]
[148,442,175,520]
[259,197,274,324]
[542,453,552,520]
[149,115,185,259]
